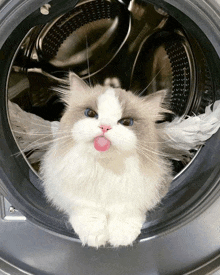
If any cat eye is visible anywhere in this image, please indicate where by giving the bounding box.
[118,118,134,126]
[84,108,98,118]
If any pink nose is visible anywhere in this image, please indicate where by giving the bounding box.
[99,125,112,134]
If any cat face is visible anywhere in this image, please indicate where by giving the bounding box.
[71,88,138,153]
[58,73,166,157]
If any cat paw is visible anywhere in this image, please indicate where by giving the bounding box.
[81,232,109,248]
[69,211,108,248]
[108,217,143,247]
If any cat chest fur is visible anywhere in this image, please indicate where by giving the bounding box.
[42,144,161,212]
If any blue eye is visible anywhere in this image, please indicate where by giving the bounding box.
[85,108,98,118]
[118,118,134,126]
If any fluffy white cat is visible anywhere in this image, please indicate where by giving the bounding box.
[41,73,172,248]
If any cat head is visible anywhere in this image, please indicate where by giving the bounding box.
[58,73,168,158]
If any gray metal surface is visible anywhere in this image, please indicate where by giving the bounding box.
[0,193,220,275]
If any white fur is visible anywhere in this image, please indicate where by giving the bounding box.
[97,88,122,123]
[41,87,170,247]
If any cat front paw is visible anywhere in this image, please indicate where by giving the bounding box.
[69,211,108,248]
[108,217,143,247]
[81,231,109,248]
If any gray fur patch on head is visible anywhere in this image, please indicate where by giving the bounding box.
[115,88,167,161]
[61,85,105,128]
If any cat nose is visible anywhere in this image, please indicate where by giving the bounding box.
[99,125,112,134]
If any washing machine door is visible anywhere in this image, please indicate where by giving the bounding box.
[0,0,220,274]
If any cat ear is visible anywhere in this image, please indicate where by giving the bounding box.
[145,89,166,105]
[69,72,90,93]
[144,90,171,119]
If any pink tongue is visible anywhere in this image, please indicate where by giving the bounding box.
[94,136,111,152]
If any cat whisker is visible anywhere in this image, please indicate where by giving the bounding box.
[40,135,72,149]
[12,141,49,158]
[139,150,167,167]
[137,143,169,158]
[142,139,171,144]
[52,136,73,151]
[12,133,72,157]
[9,116,53,129]
[12,130,56,136]
[11,128,71,137]
[25,149,42,158]
[52,133,72,143]
[137,148,162,166]
[12,139,71,163]
[144,147,169,158]
[14,135,73,163]
[138,141,167,150]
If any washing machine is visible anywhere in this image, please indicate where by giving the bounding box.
[0,0,220,274]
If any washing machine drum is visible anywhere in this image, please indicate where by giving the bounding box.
[0,0,220,274]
